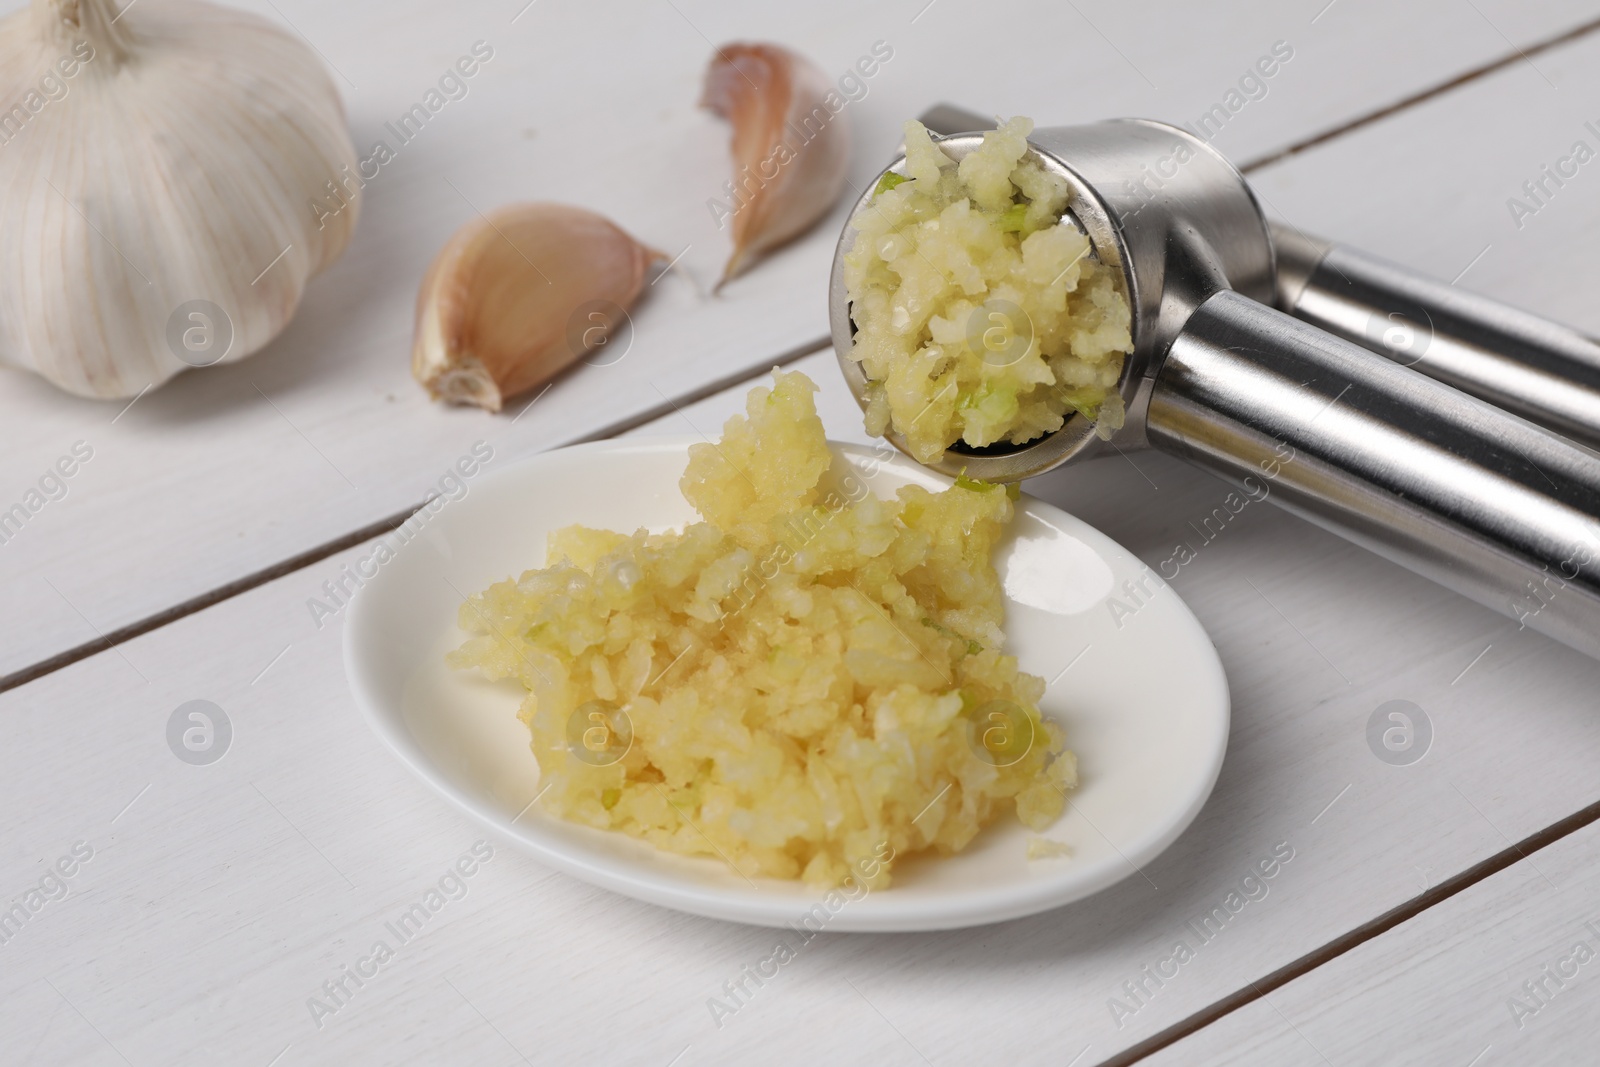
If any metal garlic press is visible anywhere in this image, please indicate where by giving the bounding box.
[828,109,1600,661]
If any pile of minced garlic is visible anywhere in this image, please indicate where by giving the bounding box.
[450,371,1073,888]
[843,116,1133,463]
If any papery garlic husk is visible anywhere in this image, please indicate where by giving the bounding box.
[0,0,361,399]
[702,42,851,286]
[412,202,663,412]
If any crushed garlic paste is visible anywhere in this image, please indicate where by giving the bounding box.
[843,116,1133,463]
[450,371,1074,888]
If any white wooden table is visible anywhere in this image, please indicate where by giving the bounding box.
[3,1,1599,1063]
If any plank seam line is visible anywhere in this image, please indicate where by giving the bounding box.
[0,335,830,696]
[1096,793,1600,1067]
[1239,14,1600,174]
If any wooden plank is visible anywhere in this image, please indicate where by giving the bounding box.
[1242,10,1600,335]
[0,0,1593,682]
[1138,816,1600,1066]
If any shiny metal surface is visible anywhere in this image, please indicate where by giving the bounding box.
[1272,223,1600,451]
[1152,291,1600,659]
[828,114,1600,659]
[1266,223,1330,313]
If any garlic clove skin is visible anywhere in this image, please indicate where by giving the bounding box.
[0,0,360,399]
[412,203,663,412]
[702,42,852,287]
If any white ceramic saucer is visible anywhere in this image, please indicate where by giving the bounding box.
[344,436,1229,932]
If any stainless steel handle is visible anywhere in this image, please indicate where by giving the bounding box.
[1149,289,1600,660]
[1273,222,1600,451]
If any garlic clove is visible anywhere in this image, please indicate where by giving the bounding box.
[701,42,851,288]
[0,0,361,399]
[412,202,663,412]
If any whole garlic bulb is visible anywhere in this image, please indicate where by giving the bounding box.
[0,0,361,399]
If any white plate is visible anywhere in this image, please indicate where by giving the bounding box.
[344,437,1229,932]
